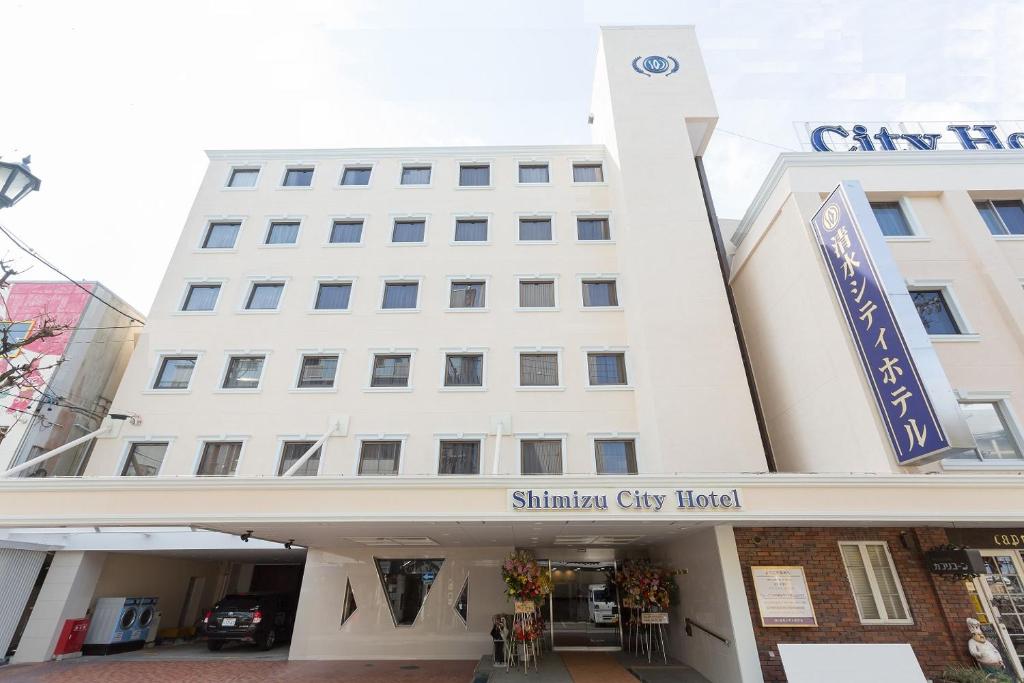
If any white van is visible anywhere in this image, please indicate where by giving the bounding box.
[587,584,618,624]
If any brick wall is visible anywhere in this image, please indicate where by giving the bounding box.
[733,527,976,682]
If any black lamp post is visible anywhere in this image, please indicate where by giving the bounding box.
[0,156,41,209]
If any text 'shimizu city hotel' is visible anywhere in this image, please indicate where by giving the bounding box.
[2,25,1024,683]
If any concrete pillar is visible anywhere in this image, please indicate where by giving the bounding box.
[12,551,106,663]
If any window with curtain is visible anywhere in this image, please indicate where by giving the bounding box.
[265,221,300,245]
[197,441,242,476]
[582,280,618,307]
[222,356,265,389]
[203,222,240,249]
[839,542,911,624]
[227,168,259,188]
[283,168,314,186]
[976,200,1024,236]
[153,356,196,390]
[518,164,549,183]
[521,439,563,475]
[572,164,604,182]
[454,219,488,242]
[341,167,371,186]
[459,164,490,186]
[588,353,627,385]
[121,442,168,476]
[358,441,401,475]
[277,441,321,476]
[392,220,426,243]
[518,218,552,241]
[297,355,338,388]
[444,354,483,387]
[382,283,419,309]
[595,440,637,475]
[519,280,555,307]
[910,290,960,334]
[869,202,913,237]
[577,218,611,240]
[246,283,284,310]
[439,440,481,474]
[450,281,485,309]
[315,283,352,310]
[949,401,1023,461]
[182,284,220,311]
[330,220,364,244]
[401,166,431,185]
[371,355,411,387]
[520,353,558,386]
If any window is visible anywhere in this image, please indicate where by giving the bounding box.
[265,221,300,245]
[330,220,363,244]
[222,355,265,389]
[392,220,425,243]
[444,354,483,387]
[283,168,314,187]
[341,166,371,186]
[520,353,558,387]
[0,321,32,345]
[952,401,1023,461]
[521,439,563,475]
[588,352,627,386]
[582,280,618,307]
[340,579,357,626]
[839,542,911,624]
[371,354,411,387]
[382,282,419,309]
[577,217,611,241]
[297,355,339,389]
[910,290,960,334]
[197,441,242,476]
[459,164,490,187]
[182,284,220,312]
[976,200,1024,236]
[450,281,485,309]
[315,283,352,310]
[455,578,469,624]
[518,218,552,241]
[519,280,555,308]
[121,442,168,476]
[439,440,481,475]
[401,165,431,185]
[202,222,240,249]
[227,168,259,188]
[358,441,401,475]
[454,219,488,242]
[153,356,196,390]
[375,558,443,625]
[572,163,604,182]
[870,202,913,237]
[595,439,637,475]
[245,282,284,310]
[518,164,549,183]
[277,441,321,476]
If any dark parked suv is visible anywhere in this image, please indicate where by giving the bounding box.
[202,593,295,651]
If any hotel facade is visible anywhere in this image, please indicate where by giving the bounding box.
[2,25,1024,683]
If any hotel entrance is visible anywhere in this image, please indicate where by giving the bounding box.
[546,560,623,650]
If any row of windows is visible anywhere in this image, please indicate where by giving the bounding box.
[870,199,1024,237]
[224,161,605,190]
[151,349,630,392]
[118,437,637,477]
[200,215,612,249]
[179,277,619,313]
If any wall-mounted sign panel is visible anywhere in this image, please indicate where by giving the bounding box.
[751,566,817,627]
[796,121,1024,152]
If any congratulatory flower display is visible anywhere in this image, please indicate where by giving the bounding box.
[501,550,553,606]
[613,559,680,611]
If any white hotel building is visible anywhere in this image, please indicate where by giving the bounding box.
[3,25,1024,683]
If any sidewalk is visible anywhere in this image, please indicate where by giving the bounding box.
[478,652,712,683]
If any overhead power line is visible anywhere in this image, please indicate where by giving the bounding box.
[715,128,798,152]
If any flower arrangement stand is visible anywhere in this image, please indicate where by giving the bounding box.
[643,620,668,665]
[513,610,539,674]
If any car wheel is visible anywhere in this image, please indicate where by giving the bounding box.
[207,640,224,651]
[259,629,276,651]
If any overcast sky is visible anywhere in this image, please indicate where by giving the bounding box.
[4,0,1022,313]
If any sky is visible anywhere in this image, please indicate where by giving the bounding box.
[3,0,1022,314]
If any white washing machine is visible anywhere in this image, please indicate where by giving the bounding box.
[82,597,151,655]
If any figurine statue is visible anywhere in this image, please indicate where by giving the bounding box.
[967,618,1006,675]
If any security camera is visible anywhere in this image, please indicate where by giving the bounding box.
[241,530,252,542]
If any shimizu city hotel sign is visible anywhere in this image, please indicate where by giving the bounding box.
[809,181,975,465]
[799,122,1024,152]
[509,488,742,513]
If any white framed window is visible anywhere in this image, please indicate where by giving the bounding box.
[366,349,416,391]
[517,163,550,185]
[441,349,487,391]
[312,280,354,312]
[516,215,555,243]
[905,280,976,340]
[976,199,1024,237]
[241,280,286,312]
[594,438,637,475]
[571,162,604,183]
[452,216,489,244]
[518,435,566,475]
[151,355,198,391]
[340,165,372,187]
[516,276,559,310]
[448,278,487,310]
[276,440,323,476]
[195,440,244,477]
[200,220,242,249]
[391,217,427,244]
[586,350,629,388]
[220,354,267,391]
[356,438,404,476]
[328,218,365,246]
[458,163,491,188]
[399,164,432,186]
[516,348,563,390]
[945,396,1024,466]
[226,167,260,189]
[119,441,170,476]
[263,220,301,246]
[436,437,483,475]
[869,199,924,239]
[579,277,620,309]
[180,282,223,313]
[838,541,912,625]
[380,278,421,312]
[575,214,612,242]
[281,166,315,188]
[295,354,340,390]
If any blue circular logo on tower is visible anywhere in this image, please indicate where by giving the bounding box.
[632,54,680,77]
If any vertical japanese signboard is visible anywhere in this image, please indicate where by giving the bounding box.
[810,184,953,464]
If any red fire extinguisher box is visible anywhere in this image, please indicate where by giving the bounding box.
[53,618,90,659]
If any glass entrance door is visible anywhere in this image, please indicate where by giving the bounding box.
[976,552,1024,676]
[547,560,622,650]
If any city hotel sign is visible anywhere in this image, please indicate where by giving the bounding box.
[509,488,742,513]
[806,122,1024,152]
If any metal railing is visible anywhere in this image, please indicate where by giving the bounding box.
[685,617,731,646]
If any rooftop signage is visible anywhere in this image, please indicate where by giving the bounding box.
[798,121,1024,152]
[509,488,742,512]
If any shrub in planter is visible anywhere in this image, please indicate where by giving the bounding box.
[939,664,1013,683]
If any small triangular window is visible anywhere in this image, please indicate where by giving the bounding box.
[340,578,357,626]
[454,577,469,625]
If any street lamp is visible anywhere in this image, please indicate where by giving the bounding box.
[0,156,41,209]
